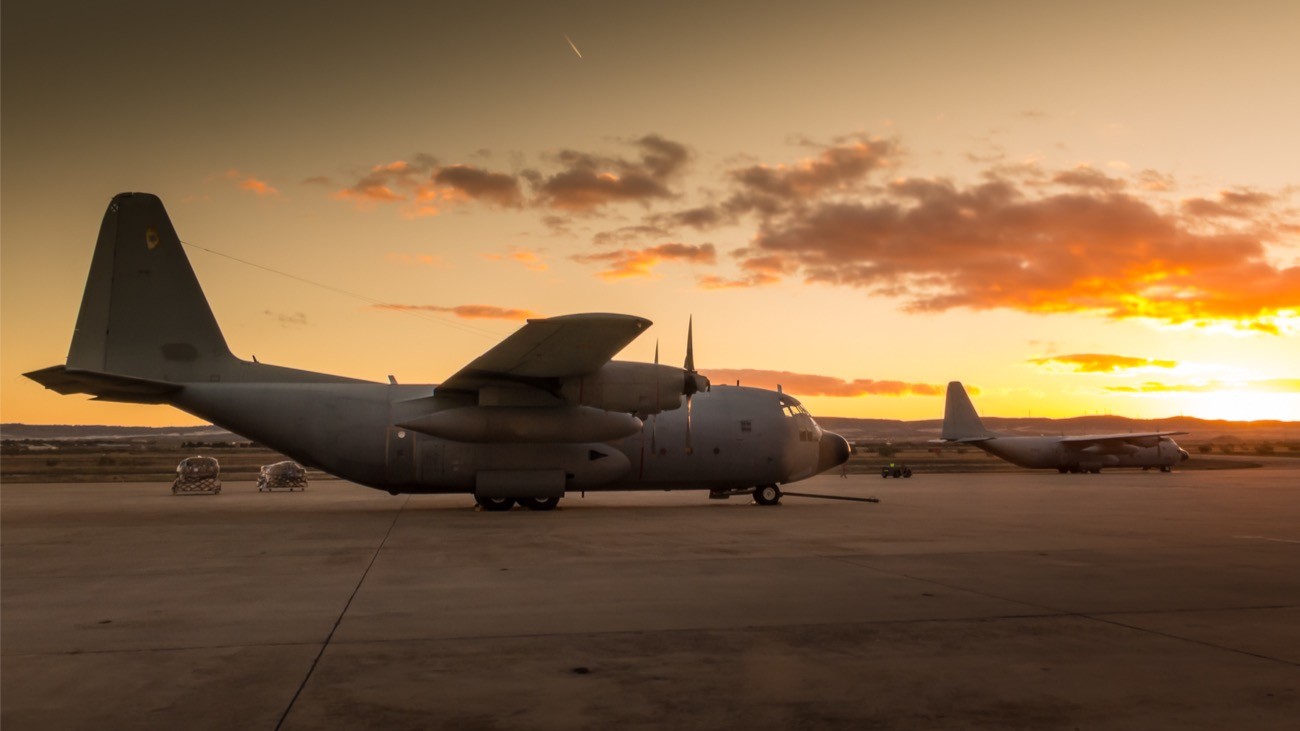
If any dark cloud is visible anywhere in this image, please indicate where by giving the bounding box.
[723,136,898,216]
[1182,189,1276,219]
[534,135,692,212]
[1135,169,1176,192]
[1051,166,1126,193]
[263,310,308,327]
[433,165,524,207]
[591,223,674,247]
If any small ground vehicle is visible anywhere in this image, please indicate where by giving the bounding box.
[880,464,912,478]
[257,461,308,491]
[173,456,221,494]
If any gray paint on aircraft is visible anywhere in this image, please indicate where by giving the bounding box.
[27,193,851,500]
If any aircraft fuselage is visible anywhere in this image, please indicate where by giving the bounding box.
[176,382,842,494]
[972,436,1190,472]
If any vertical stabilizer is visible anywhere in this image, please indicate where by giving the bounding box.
[941,381,992,440]
[66,193,236,382]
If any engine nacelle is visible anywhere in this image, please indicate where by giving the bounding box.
[398,405,642,444]
[559,360,707,415]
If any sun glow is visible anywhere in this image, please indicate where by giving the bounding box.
[1162,390,1300,422]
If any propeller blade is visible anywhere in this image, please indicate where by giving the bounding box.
[652,338,659,452]
[684,316,695,373]
[684,392,693,455]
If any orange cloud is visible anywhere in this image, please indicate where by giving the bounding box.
[225,169,280,197]
[702,368,946,397]
[573,243,715,280]
[372,304,537,320]
[482,247,548,272]
[697,254,794,289]
[1029,353,1178,373]
[330,157,436,210]
[384,253,444,267]
[1107,379,1300,394]
[740,175,1300,332]
[328,155,528,216]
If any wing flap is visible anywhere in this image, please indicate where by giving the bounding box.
[438,313,651,393]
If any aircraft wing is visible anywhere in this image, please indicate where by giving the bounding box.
[1059,431,1186,449]
[437,313,651,393]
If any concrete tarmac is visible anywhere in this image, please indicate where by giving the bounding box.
[3,468,1299,730]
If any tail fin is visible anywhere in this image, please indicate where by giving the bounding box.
[941,381,993,440]
[66,192,237,382]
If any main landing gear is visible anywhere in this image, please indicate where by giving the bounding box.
[474,495,561,511]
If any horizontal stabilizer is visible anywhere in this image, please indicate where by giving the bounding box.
[23,365,180,404]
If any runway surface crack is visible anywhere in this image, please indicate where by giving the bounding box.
[273,495,409,731]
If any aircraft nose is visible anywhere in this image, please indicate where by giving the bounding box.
[817,431,851,473]
[1180,449,1190,462]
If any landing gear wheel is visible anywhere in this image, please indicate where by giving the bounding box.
[1058,467,1068,474]
[753,484,782,506]
[1160,465,1172,473]
[517,496,560,511]
[475,495,515,512]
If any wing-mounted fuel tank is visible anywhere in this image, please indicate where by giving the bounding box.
[397,405,641,443]
[558,360,708,415]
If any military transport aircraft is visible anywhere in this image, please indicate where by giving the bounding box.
[26,193,850,509]
[939,381,1189,473]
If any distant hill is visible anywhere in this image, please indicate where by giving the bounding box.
[0,424,235,440]
[813,415,1299,442]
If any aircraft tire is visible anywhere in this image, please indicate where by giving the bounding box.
[518,496,560,511]
[1160,466,1172,473]
[476,495,515,512]
[1058,467,1068,474]
[753,485,782,506]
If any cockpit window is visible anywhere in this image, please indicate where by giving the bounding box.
[779,398,811,419]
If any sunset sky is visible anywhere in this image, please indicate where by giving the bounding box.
[3,0,1298,426]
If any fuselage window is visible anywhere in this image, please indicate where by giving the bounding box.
[740,420,752,432]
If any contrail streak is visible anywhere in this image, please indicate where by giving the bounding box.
[564,34,583,59]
